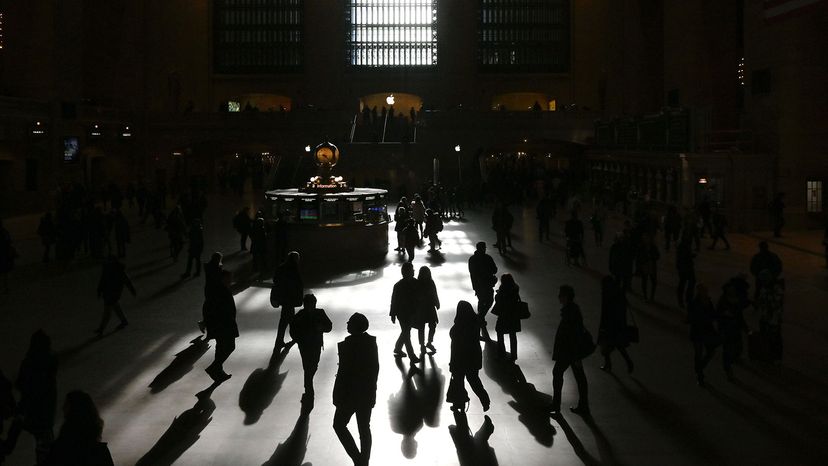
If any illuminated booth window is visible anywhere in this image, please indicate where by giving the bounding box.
[479,0,570,72]
[346,0,437,67]
[214,0,304,73]
[807,180,823,213]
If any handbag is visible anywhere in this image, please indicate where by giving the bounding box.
[446,374,470,408]
[626,306,640,344]
[517,301,531,319]
[577,328,597,359]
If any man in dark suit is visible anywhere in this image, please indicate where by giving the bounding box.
[333,313,379,466]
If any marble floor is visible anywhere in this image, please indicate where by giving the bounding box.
[2,194,828,466]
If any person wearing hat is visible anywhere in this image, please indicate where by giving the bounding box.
[333,313,379,466]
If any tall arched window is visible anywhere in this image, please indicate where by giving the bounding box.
[346,0,437,67]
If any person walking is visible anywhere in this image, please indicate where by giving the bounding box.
[750,242,782,299]
[676,234,697,309]
[233,207,252,251]
[635,234,660,302]
[663,205,681,251]
[416,266,440,354]
[491,203,513,254]
[2,331,57,464]
[203,254,238,383]
[394,206,409,253]
[112,209,130,259]
[411,195,427,239]
[271,251,304,348]
[564,211,585,266]
[290,294,333,410]
[468,242,498,341]
[708,209,731,250]
[536,194,552,241]
[598,276,634,373]
[492,274,522,360]
[550,285,590,416]
[608,232,634,293]
[181,218,204,278]
[589,206,606,247]
[424,209,443,252]
[755,269,784,361]
[447,301,491,413]
[716,279,750,380]
[403,218,419,263]
[37,212,57,263]
[333,313,379,466]
[43,391,114,466]
[697,198,713,238]
[687,284,719,386]
[391,262,420,362]
[95,255,136,337]
[166,205,186,261]
[250,217,268,276]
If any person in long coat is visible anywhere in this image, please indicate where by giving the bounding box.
[203,256,238,383]
[290,294,332,409]
[181,218,204,278]
[394,204,409,253]
[272,251,304,348]
[687,284,719,386]
[550,285,590,416]
[96,255,136,336]
[598,276,633,373]
[448,301,490,413]
[391,262,420,362]
[333,313,379,466]
[416,266,440,353]
[468,242,498,340]
[249,217,268,276]
[716,278,750,380]
[492,274,522,360]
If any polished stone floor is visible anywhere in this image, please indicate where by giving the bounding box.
[2,194,828,466]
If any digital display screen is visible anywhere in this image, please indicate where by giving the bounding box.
[299,208,318,221]
[63,137,80,163]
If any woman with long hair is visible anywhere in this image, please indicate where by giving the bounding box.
[447,301,490,413]
[43,390,113,465]
[417,266,440,353]
[493,273,522,360]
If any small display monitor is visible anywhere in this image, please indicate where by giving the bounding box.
[63,137,80,163]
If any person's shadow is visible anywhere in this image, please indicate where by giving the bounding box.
[388,358,425,458]
[482,343,555,447]
[135,384,218,466]
[261,412,312,466]
[149,336,210,394]
[418,355,445,428]
[239,344,292,425]
[448,412,498,466]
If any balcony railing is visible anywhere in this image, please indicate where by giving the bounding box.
[594,109,690,152]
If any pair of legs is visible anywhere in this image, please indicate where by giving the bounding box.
[184,252,202,276]
[640,272,657,301]
[693,341,717,385]
[495,231,507,253]
[405,244,415,262]
[475,289,494,341]
[2,421,53,464]
[452,370,490,411]
[298,345,321,397]
[428,233,441,250]
[601,344,633,372]
[395,232,405,251]
[496,331,517,359]
[275,306,295,347]
[239,232,249,250]
[417,322,436,351]
[42,243,52,262]
[551,359,589,412]
[333,405,373,466]
[709,233,730,250]
[677,271,696,308]
[97,301,128,334]
[206,338,236,379]
[394,321,418,362]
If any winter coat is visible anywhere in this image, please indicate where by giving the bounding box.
[552,303,585,362]
[333,333,379,408]
[750,251,782,279]
[203,284,238,341]
[97,261,135,304]
[390,277,420,325]
[290,307,333,349]
[449,324,482,373]
[418,278,440,325]
[493,283,522,334]
[468,251,497,292]
[272,262,304,308]
[16,352,57,431]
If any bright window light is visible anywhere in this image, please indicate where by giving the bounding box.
[347,0,437,67]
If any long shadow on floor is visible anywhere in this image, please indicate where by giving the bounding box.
[553,413,625,466]
[135,384,219,466]
[448,412,498,466]
[261,412,312,466]
[482,343,555,447]
[239,345,292,425]
[388,355,444,459]
[149,336,210,394]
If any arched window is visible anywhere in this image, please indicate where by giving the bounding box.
[346,0,437,67]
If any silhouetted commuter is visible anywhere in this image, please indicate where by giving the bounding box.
[403,219,419,263]
[88,207,106,259]
[536,195,552,241]
[272,251,304,348]
[43,391,113,466]
[37,213,57,263]
[597,276,634,373]
[590,206,606,247]
[203,255,238,383]
[663,205,681,251]
[676,235,696,309]
[750,242,782,299]
[448,301,490,413]
[609,232,633,293]
[697,198,713,238]
[468,242,497,341]
[492,274,522,360]
[290,294,333,409]
[708,210,730,250]
[166,206,186,261]
[564,211,585,265]
[717,279,750,380]
[391,263,420,362]
[333,313,379,466]
[682,209,701,251]
[394,205,409,253]
[96,255,136,337]
[491,203,513,254]
[112,209,129,258]
[0,220,13,294]
[416,266,440,353]
[635,234,660,302]
[2,331,57,463]
[250,217,268,276]
[410,195,426,239]
[769,193,785,237]
[687,284,718,386]
[550,285,590,416]
[755,269,784,360]
[272,213,288,262]
[233,207,252,251]
[424,209,443,252]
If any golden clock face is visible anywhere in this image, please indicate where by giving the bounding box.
[314,143,339,167]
